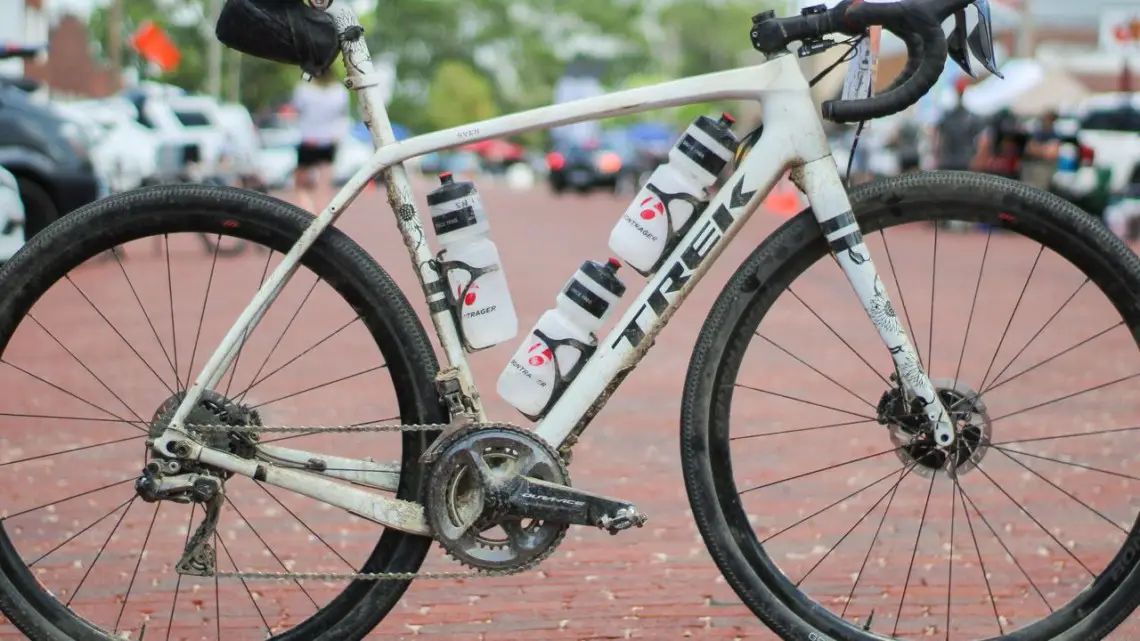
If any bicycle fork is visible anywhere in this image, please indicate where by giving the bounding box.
[793,157,958,449]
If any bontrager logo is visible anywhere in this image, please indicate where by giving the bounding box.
[613,176,755,350]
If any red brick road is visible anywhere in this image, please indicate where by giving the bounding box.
[1,176,1139,640]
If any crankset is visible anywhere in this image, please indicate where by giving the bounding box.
[424,424,647,572]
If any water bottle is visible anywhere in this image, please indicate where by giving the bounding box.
[497,258,627,419]
[428,172,519,350]
[608,113,739,274]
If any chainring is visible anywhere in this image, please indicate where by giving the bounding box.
[424,423,570,572]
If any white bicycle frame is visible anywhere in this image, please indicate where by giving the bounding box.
[154,3,956,535]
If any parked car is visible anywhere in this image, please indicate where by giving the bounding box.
[0,165,26,262]
[1074,93,1140,195]
[546,128,651,196]
[0,82,102,238]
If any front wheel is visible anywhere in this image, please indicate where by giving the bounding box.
[0,184,447,640]
[683,171,1140,641]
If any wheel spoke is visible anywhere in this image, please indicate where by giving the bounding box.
[233,275,322,402]
[957,480,1053,613]
[66,496,135,607]
[926,221,938,378]
[739,446,900,495]
[763,464,905,544]
[64,275,173,402]
[993,446,1126,533]
[755,333,876,409]
[164,235,181,392]
[953,227,992,389]
[891,470,936,637]
[0,434,142,468]
[956,478,1009,634]
[114,502,161,633]
[974,464,1094,576]
[214,524,273,636]
[978,244,1045,391]
[225,246,276,398]
[110,249,180,391]
[733,383,874,421]
[787,287,890,387]
[225,497,320,610]
[28,495,135,567]
[983,278,1089,392]
[186,233,224,384]
[993,445,1140,483]
[992,424,1140,447]
[165,505,196,641]
[235,315,362,403]
[730,418,872,441]
[945,479,956,641]
[1,360,146,433]
[878,228,924,370]
[989,371,1140,424]
[4,477,136,520]
[250,364,389,409]
[982,322,1123,396]
[795,464,915,588]
[255,481,356,570]
[841,465,910,619]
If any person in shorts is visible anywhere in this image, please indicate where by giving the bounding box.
[290,70,349,212]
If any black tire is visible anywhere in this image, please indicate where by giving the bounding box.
[0,184,447,640]
[681,171,1140,641]
[15,176,57,239]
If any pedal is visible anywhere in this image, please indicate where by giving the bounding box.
[496,475,648,535]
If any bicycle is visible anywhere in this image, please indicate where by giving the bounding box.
[2,0,1140,639]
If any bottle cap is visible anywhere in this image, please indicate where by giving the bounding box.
[427,172,474,206]
[579,259,626,298]
[694,114,739,150]
[719,112,736,126]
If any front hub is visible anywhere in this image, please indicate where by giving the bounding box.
[877,378,991,478]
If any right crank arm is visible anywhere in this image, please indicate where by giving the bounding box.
[497,476,648,534]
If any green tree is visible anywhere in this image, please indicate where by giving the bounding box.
[424,60,500,131]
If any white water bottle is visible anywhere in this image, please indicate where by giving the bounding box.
[608,113,739,274]
[428,172,519,350]
[497,258,627,419]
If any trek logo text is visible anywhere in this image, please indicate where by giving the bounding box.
[613,176,756,350]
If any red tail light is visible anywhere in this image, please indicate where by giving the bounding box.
[547,152,565,171]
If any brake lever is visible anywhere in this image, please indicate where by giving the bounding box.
[967,0,1004,78]
[947,9,975,78]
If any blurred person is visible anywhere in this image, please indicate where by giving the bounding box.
[1021,110,1062,190]
[890,118,922,174]
[971,109,1029,180]
[291,71,349,212]
[931,77,984,172]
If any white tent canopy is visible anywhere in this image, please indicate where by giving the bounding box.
[961,58,1090,116]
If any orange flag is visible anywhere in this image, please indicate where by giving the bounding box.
[131,20,181,73]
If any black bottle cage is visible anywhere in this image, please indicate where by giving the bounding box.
[433,252,503,353]
[519,327,596,422]
[636,182,708,276]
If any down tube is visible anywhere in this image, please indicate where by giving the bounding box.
[534,127,794,450]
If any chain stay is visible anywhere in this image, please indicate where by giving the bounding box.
[181,420,541,582]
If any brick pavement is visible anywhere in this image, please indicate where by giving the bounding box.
[0,176,1139,640]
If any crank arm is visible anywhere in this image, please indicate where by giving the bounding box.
[257,444,400,491]
[155,431,430,535]
[500,476,648,534]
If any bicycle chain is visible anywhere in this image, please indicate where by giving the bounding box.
[179,420,546,582]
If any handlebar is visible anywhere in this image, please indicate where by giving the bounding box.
[750,0,975,123]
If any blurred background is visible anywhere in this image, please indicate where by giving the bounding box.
[0,0,1135,260]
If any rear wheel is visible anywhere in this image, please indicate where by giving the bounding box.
[0,184,447,640]
[683,171,1140,640]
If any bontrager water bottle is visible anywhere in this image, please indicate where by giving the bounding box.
[608,113,739,274]
[497,258,627,420]
[428,172,519,350]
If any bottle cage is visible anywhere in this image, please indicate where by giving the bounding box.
[636,182,708,276]
[434,252,504,353]
[519,327,596,422]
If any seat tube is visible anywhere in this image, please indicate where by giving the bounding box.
[796,156,958,448]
